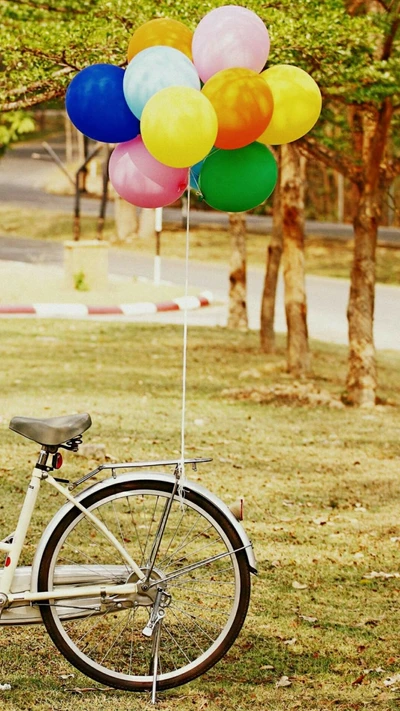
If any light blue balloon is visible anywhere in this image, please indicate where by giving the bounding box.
[123,46,201,120]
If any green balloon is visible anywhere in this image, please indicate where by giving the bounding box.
[199,142,278,213]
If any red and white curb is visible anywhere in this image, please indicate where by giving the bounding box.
[0,292,213,318]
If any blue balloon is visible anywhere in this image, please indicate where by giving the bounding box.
[123,46,200,120]
[65,64,140,143]
[190,159,204,190]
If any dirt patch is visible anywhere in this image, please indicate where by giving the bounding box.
[222,380,345,408]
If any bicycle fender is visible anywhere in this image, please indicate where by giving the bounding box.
[31,471,257,592]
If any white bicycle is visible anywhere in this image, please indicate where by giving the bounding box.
[0,412,256,698]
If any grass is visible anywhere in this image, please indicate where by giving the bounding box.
[1,204,400,284]
[0,320,399,710]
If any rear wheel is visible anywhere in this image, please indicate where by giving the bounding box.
[38,479,251,691]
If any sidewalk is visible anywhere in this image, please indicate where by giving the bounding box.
[0,260,213,318]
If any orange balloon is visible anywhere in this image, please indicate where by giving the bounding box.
[201,68,274,150]
[127,18,193,63]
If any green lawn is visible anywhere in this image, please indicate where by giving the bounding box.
[0,205,399,284]
[0,320,399,710]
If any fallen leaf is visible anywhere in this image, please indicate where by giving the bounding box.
[363,571,400,580]
[276,675,292,688]
[292,581,308,590]
[299,615,318,623]
[352,673,366,685]
[283,638,297,646]
[384,674,400,687]
[260,665,275,671]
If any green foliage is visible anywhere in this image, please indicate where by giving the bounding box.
[0,1,398,176]
[1,0,399,110]
[73,270,89,291]
[0,111,36,156]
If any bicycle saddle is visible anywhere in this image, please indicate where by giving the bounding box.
[9,413,92,446]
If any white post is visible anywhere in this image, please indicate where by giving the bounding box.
[154,207,163,285]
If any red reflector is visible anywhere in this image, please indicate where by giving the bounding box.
[54,453,63,470]
[5,556,11,567]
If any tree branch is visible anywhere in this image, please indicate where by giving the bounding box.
[297,136,360,183]
[381,14,400,60]
[4,0,89,14]
[4,66,75,99]
[2,87,66,111]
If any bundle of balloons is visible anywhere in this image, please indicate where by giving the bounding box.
[65,5,322,213]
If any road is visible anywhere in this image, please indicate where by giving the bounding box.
[0,235,398,351]
[1,140,400,243]
[0,139,399,350]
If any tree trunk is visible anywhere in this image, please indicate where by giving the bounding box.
[281,143,310,375]
[346,99,393,405]
[227,212,248,330]
[114,196,138,242]
[346,190,378,405]
[260,150,282,352]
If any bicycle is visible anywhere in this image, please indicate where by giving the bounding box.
[0,412,256,700]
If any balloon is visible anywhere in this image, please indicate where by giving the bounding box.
[108,136,188,209]
[123,46,200,120]
[199,143,278,212]
[127,18,193,62]
[65,64,140,143]
[192,5,270,83]
[141,87,218,168]
[202,68,274,150]
[258,65,322,145]
[189,159,204,191]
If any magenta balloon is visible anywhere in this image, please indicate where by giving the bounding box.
[109,137,188,209]
[192,5,270,83]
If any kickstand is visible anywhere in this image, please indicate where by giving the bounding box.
[150,620,162,704]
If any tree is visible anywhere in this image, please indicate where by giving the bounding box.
[257,0,400,403]
[295,0,400,405]
[227,213,248,330]
[281,144,309,375]
[260,148,282,353]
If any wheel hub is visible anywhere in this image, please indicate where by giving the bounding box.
[128,567,167,607]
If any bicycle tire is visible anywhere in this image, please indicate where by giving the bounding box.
[37,478,251,691]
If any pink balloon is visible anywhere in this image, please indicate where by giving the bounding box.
[109,136,188,208]
[192,6,270,83]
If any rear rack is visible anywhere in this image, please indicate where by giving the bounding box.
[69,458,212,490]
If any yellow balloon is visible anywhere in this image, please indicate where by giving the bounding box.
[258,65,322,145]
[141,87,218,169]
[127,18,193,63]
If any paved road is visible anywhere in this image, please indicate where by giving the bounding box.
[0,235,398,351]
[2,140,400,243]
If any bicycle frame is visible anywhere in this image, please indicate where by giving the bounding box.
[0,464,145,609]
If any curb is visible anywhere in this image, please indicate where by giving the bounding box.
[0,292,214,318]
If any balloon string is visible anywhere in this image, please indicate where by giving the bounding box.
[179,169,191,497]
[189,168,201,194]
